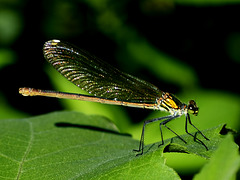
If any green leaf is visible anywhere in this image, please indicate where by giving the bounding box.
[0,112,233,179]
[193,134,240,180]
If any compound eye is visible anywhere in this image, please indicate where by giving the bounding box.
[189,104,194,110]
[188,100,199,115]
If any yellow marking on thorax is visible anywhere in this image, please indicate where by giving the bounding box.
[164,97,179,109]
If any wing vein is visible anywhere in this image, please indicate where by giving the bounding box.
[43,40,162,103]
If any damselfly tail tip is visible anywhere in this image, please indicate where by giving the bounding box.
[19,87,33,96]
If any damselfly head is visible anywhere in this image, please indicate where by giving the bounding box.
[187,100,199,116]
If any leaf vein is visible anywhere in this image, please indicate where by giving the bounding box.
[16,120,34,180]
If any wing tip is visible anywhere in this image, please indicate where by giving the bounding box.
[44,39,60,47]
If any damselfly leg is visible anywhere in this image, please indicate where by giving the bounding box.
[133,114,182,156]
[134,113,209,156]
[185,113,209,150]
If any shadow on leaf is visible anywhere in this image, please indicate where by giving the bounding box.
[55,122,131,137]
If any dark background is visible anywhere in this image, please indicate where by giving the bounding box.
[1,0,239,117]
[0,0,240,178]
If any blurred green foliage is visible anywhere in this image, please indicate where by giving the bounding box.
[0,0,240,178]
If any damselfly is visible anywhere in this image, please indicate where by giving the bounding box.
[19,39,209,155]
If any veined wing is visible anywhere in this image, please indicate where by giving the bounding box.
[43,40,162,104]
